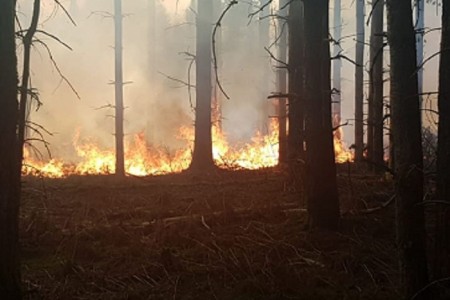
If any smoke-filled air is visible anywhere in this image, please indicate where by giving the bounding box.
[2,0,449,299]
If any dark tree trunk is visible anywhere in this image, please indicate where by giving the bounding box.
[367,0,384,170]
[303,0,340,230]
[434,0,450,297]
[287,0,304,162]
[189,0,215,172]
[114,0,125,177]
[354,0,365,162]
[0,0,22,298]
[369,0,385,171]
[18,0,40,175]
[386,0,429,298]
[277,0,288,166]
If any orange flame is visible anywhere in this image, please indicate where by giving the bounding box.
[24,119,353,178]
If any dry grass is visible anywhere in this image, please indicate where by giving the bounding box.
[20,169,399,299]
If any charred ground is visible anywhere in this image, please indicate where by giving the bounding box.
[20,169,399,299]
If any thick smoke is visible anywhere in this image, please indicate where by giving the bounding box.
[17,0,440,162]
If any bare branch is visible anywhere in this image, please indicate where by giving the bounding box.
[212,0,238,100]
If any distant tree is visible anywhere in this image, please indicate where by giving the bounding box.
[189,0,215,172]
[434,0,450,297]
[114,0,125,177]
[386,0,429,298]
[303,0,340,229]
[287,0,304,162]
[368,0,385,170]
[0,0,22,298]
[354,0,365,162]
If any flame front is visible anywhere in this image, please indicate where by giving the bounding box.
[23,121,280,178]
[24,120,353,178]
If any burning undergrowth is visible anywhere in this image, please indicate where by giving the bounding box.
[23,121,354,178]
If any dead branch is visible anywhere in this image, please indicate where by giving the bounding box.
[161,204,306,227]
[158,71,196,89]
[33,40,80,99]
[264,47,288,68]
[359,194,396,214]
[212,0,238,101]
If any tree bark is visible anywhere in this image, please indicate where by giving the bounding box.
[0,0,22,298]
[354,0,365,162]
[386,0,429,298]
[287,0,304,162]
[304,0,340,230]
[114,0,125,177]
[18,0,40,176]
[415,0,425,105]
[369,0,385,170]
[277,0,288,166]
[435,0,450,297]
[189,0,215,172]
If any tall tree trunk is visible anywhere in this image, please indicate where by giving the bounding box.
[114,0,125,177]
[18,0,40,175]
[0,0,22,298]
[369,0,385,170]
[386,0,429,298]
[189,0,215,172]
[332,0,341,125]
[258,9,270,132]
[304,0,340,230]
[277,0,288,166]
[354,0,365,162]
[287,0,304,162]
[415,0,425,105]
[435,0,450,297]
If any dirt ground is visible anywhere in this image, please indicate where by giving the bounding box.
[20,168,400,299]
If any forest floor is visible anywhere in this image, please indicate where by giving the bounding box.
[20,167,400,300]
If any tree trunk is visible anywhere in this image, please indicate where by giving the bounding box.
[332,0,341,125]
[114,0,125,177]
[354,0,365,162]
[189,0,215,172]
[18,0,40,176]
[435,0,450,297]
[258,9,270,132]
[0,0,22,298]
[386,0,429,298]
[415,0,425,105]
[369,0,385,170]
[277,0,288,166]
[304,0,340,230]
[287,0,304,162]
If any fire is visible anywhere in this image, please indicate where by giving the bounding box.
[333,127,354,163]
[23,120,353,178]
[23,121,279,178]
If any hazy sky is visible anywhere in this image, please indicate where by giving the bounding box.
[17,0,444,161]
